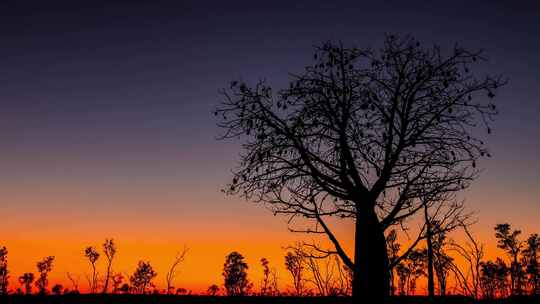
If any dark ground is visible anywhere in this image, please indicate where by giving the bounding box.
[1,295,540,304]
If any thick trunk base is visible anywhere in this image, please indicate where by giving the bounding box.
[352,207,390,302]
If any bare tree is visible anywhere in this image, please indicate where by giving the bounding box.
[19,273,34,295]
[165,246,188,294]
[84,246,100,293]
[35,256,54,295]
[102,239,117,293]
[216,34,505,301]
[290,244,345,296]
[448,223,484,298]
[66,272,79,293]
[0,246,8,296]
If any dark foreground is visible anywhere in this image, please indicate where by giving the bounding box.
[1,295,540,304]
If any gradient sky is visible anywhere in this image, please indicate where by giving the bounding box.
[1,0,539,293]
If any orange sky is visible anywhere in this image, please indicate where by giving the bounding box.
[1,183,538,294]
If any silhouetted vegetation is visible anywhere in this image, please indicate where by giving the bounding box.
[223,251,251,296]
[35,256,54,295]
[165,246,188,295]
[18,273,34,295]
[4,34,538,304]
[83,247,99,294]
[216,33,505,301]
[0,246,8,296]
[101,238,116,294]
[0,222,538,303]
[129,261,157,294]
[285,251,304,296]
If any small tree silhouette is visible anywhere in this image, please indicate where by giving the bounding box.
[522,233,540,295]
[449,224,484,299]
[207,284,220,296]
[119,283,130,294]
[51,284,63,295]
[480,258,509,299]
[223,251,250,296]
[260,258,271,296]
[129,261,157,294]
[479,260,498,299]
[111,273,124,294]
[101,239,117,294]
[396,249,426,295]
[165,246,188,295]
[18,273,34,295]
[284,251,304,296]
[0,246,8,296]
[495,223,524,295]
[35,256,54,295]
[216,34,505,301]
[386,230,400,295]
[66,272,79,293]
[84,246,100,293]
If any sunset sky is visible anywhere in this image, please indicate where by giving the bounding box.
[1,1,539,293]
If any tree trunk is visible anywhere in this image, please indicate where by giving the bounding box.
[352,206,390,302]
[103,263,112,293]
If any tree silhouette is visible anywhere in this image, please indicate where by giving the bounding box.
[119,283,130,294]
[495,223,524,295]
[101,238,117,294]
[35,256,54,295]
[111,273,124,294]
[216,34,505,300]
[522,233,540,295]
[418,189,468,298]
[84,246,100,293]
[129,261,157,294]
[0,246,8,296]
[66,272,79,293]
[386,230,400,295]
[431,228,453,296]
[51,284,63,295]
[449,224,484,298]
[479,260,498,299]
[480,258,509,299]
[165,246,188,295]
[284,251,304,296]
[18,273,34,295]
[260,258,271,296]
[396,249,426,295]
[207,284,220,296]
[223,251,250,296]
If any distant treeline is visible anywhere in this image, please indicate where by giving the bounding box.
[0,222,538,300]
